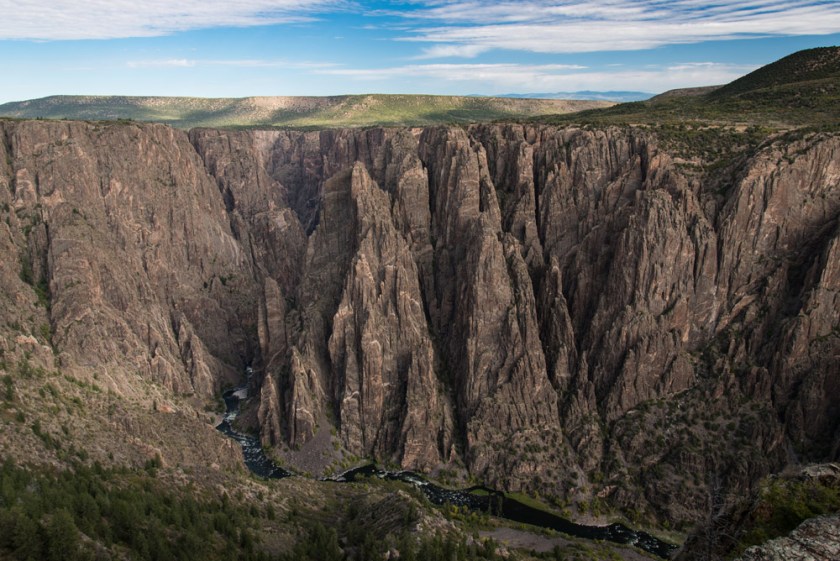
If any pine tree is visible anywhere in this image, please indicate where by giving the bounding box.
[11,509,42,561]
[46,509,80,561]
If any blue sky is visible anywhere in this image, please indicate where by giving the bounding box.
[1,1,840,103]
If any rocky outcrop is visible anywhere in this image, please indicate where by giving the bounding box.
[2,119,838,530]
[417,127,561,484]
[678,463,840,561]
[328,162,450,468]
[735,514,840,561]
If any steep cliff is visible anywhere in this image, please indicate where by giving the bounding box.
[1,121,257,397]
[0,120,252,474]
[188,123,839,525]
[1,118,838,530]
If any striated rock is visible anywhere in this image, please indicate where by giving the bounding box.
[285,347,322,448]
[258,366,284,448]
[417,127,562,487]
[258,277,288,372]
[189,124,838,507]
[2,120,254,398]
[189,129,306,296]
[329,162,450,468]
[2,118,838,529]
[469,125,544,269]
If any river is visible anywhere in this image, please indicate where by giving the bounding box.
[216,384,290,479]
[216,381,677,558]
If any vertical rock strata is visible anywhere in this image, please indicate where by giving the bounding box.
[2,121,255,399]
[1,119,838,525]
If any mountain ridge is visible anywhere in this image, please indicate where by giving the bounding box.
[709,46,840,99]
[0,93,612,129]
[537,45,840,128]
[491,91,654,102]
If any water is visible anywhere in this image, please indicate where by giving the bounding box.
[331,465,677,558]
[215,383,290,479]
[215,380,676,558]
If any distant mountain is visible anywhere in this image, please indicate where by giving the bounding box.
[0,94,612,129]
[494,91,654,102]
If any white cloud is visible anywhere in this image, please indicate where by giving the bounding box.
[415,44,490,59]
[5,0,839,53]
[318,61,756,94]
[126,58,338,70]
[0,0,344,40]
[397,1,840,54]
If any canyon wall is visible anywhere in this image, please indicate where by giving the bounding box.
[1,119,838,525]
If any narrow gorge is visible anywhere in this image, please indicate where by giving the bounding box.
[1,119,838,532]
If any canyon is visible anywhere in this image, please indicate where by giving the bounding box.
[1,117,838,541]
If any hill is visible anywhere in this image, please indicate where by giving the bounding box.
[0,94,611,128]
[710,46,840,99]
[541,46,840,128]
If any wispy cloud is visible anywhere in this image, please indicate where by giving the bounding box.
[395,1,840,54]
[5,1,839,53]
[321,63,587,80]
[415,44,490,59]
[0,0,346,40]
[126,58,337,70]
[317,61,755,93]
[127,59,197,69]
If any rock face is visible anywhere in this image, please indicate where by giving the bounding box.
[678,463,840,561]
[735,514,840,561]
[2,119,839,527]
[1,120,255,399]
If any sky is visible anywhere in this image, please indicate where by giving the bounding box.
[1,0,840,103]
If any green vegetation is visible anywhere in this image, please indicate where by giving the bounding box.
[2,374,13,401]
[18,250,51,311]
[506,492,560,517]
[530,541,627,561]
[0,457,519,561]
[734,477,840,556]
[0,94,609,129]
[0,458,269,561]
[1,48,838,132]
[396,532,503,561]
[280,522,344,561]
[711,46,840,99]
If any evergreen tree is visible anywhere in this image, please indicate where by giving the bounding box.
[11,509,41,561]
[46,509,80,561]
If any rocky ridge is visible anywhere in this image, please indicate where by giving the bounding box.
[1,119,838,529]
[678,463,840,561]
[735,514,840,561]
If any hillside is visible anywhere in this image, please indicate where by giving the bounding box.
[710,46,840,99]
[0,94,611,128]
[542,46,840,128]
